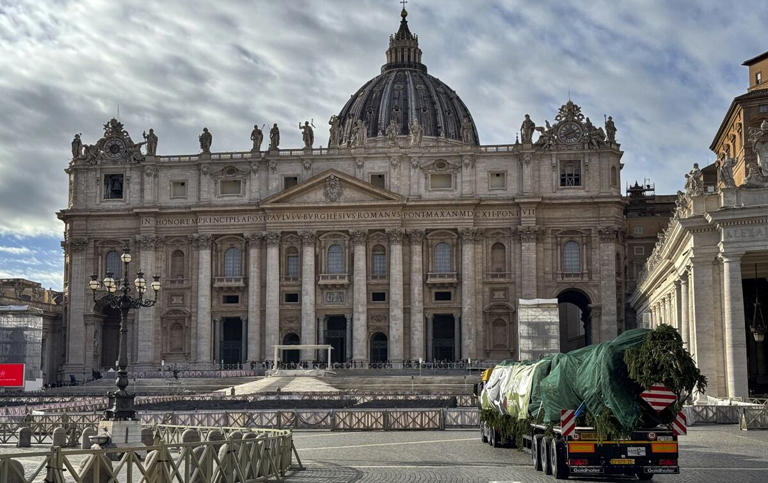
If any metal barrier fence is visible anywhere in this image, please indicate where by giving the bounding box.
[739,407,768,430]
[682,405,744,425]
[0,425,294,482]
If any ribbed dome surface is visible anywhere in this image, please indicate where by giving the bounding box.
[333,9,478,146]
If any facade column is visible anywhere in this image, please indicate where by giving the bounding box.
[246,232,264,362]
[460,228,477,359]
[136,235,159,365]
[674,283,681,330]
[195,234,213,364]
[720,253,749,398]
[690,257,717,395]
[351,230,368,362]
[265,232,281,362]
[679,272,690,347]
[300,231,317,362]
[408,230,425,361]
[65,238,89,372]
[519,227,538,299]
[388,229,404,364]
[598,228,619,341]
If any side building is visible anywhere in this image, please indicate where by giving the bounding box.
[58,10,626,378]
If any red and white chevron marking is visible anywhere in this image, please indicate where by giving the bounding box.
[560,409,576,437]
[672,411,687,436]
[640,384,677,412]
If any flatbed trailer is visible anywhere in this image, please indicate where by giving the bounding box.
[481,420,679,480]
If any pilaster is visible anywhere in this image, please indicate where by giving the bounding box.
[265,232,281,361]
[136,235,160,363]
[460,228,477,359]
[408,230,425,360]
[351,230,368,362]
[300,231,317,361]
[597,227,618,341]
[194,234,212,364]
[246,232,264,361]
[719,252,749,398]
[388,229,404,363]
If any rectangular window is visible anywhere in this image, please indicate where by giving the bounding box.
[222,294,239,304]
[756,71,763,85]
[372,253,387,277]
[284,293,299,303]
[286,255,300,279]
[434,291,452,301]
[633,246,645,256]
[430,173,453,190]
[284,176,298,189]
[632,226,644,235]
[104,174,124,199]
[760,105,768,113]
[489,171,506,190]
[370,174,386,189]
[371,292,386,302]
[171,180,187,199]
[219,179,242,195]
[559,161,581,187]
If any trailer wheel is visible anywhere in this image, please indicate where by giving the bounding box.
[635,472,654,480]
[551,437,569,480]
[533,434,544,471]
[481,422,488,443]
[491,428,500,447]
[543,436,553,475]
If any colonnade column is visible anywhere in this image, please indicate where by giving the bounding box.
[137,235,158,364]
[690,257,716,395]
[265,232,281,362]
[720,253,749,398]
[679,272,689,347]
[408,230,425,361]
[351,230,368,362]
[388,229,404,364]
[460,228,477,360]
[195,234,212,364]
[246,232,263,362]
[300,231,317,362]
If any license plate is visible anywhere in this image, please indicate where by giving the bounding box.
[627,447,646,457]
[578,432,597,440]
[610,458,635,465]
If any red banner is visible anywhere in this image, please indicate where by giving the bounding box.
[0,363,25,387]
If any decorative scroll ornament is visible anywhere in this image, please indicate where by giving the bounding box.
[324,175,343,202]
[80,118,145,166]
[554,100,585,123]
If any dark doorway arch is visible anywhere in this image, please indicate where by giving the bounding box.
[325,316,347,363]
[557,289,591,351]
[282,333,300,363]
[100,307,121,370]
[432,314,456,361]
[221,318,243,365]
[370,332,388,363]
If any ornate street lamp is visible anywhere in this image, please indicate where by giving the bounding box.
[90,246,160,420]
[749,264,766,343]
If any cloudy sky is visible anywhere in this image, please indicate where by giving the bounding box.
[0,0,765,290]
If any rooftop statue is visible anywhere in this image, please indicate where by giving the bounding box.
[385,119,400,145]
[299,120,314,149]
[269,123,280,150]
[143,128,158,156]
[71,133,82,159]
[199,127,212,154]
[605,115,616,144]
[351,119,367,147]
[718,156,737,189]
[684,163,704,196]
[520,114,535,144]
[328,115,341,147]
[461,116,474,144]
[250,124,264,152]
[409,118,423,147]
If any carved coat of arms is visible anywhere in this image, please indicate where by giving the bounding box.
[324,175,343,202]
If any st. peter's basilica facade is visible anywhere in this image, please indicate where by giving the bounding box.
[59,9,625,375]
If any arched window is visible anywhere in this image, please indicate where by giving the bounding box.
[563,241,581,274]
[434,242,452,273]
[105,250,121,278]
[171,250,185,279]
[224,247,242,277]
[372,245,386,277]
[328,244,344,274]
[286,246,300,279]
[490,243,506,273]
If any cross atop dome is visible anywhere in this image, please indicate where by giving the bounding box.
[383,2,425,73]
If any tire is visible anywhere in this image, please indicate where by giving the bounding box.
[636,472,654,481]
[543,436,553,475]
[551,438,569,480]
[533,434,544,471]
[491,428,500,447]
[481,422,488,443]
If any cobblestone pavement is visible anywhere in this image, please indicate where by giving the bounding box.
[288,425,768,482]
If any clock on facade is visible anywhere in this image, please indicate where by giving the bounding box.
[103,137,126,160]
[557,121,583,144]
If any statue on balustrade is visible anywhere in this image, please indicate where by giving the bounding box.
[520,114,535,144]
[143,128,158,156]
[328,115,341,147]
[605,115,617,144]
[250,124,264,152]
[269,123,280,150]
[71,133,82,159]
[199,127,212,154]
[299,120,314,149]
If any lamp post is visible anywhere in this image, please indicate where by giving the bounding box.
[89,247,160,420]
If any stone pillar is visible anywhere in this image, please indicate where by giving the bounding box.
[460,228,477,359]
[388,229,404,364]
[461,155,475,196]
[351,230,368,362]
[408,230,425,361]
[597,228,618,341]
[65,238,88,371]
[680,273,689,347]
[265,232,281,362]
[195,234,212,364]
[661,297,667,325]
[246,233,264,362]
[409,156,421,197]
[673,284,681,330]
[720,253,749,398]
[137,235,158,364]
[690,257,717,395]
[519,227,538,299]
[300,231,316,362]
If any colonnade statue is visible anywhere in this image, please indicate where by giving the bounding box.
[199,127,212,154]
[269,123,280,150]
[299,120,314,149]
[251,124,264,152]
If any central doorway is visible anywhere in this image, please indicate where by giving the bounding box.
[370,332,388,363]
[432,314,456,361]
[221,317,243,365]
[557,289,591,351]
[100,307,121,370]
[282,333,300,363]
[325,316,347,363]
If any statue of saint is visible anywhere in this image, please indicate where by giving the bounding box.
[718,157,737,189]
[71,133,82,159]
[461,116,474,144]
[269,123,280,150]
[328,115,341,147]
[385,119,400,144]
[684,163,704,196]
[198,127,212,154]
[351,119,367,147]
[143,129,158,156]
[250,124,264,152]
[409,118,423,147]
[605,116,617,143]
[299,121,314,149]
[520,114,535,144]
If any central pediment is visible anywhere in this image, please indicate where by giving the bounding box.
[260,169,404,206]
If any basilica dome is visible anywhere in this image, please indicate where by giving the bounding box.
[333,9,478,146]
